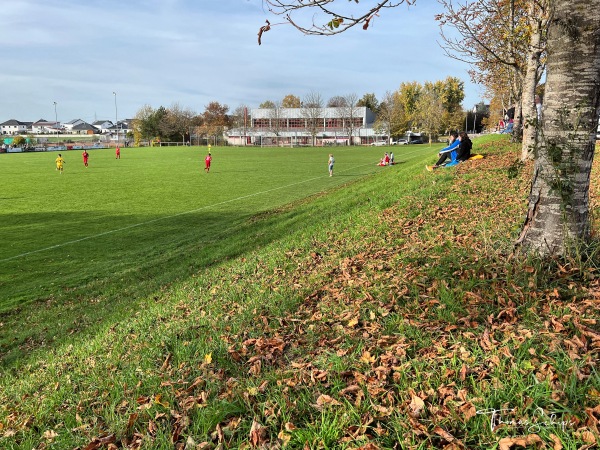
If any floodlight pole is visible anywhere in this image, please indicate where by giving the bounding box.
[53,101,58,142]
[113,91,118,146]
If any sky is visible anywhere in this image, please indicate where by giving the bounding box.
[1,0,483,124]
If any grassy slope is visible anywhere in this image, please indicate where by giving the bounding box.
[1,144,421,366]
[1,136,599,449]
[1,144,388,308]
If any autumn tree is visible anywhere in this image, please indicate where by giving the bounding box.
[262,0,600,256]
[376,78,463,142]
[436,0,527,136]
[436,77,466,133]
[480,64,515,131]
[375,90,402,141]
[202,101,230,145]
[302,91,324,146]
[414,82,446,144]
[132,105,153,146]
[259,100,276,109]
[282,94,301,108]
[396,81,422,132]
[437,0,550,160]
[12,135,26,147]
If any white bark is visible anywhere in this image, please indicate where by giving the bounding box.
[521,1,549,161]
[517,0,600,255]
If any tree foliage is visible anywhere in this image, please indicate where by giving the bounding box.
[132,104,197,144]
[374,79,464,139]
[133,105,168,143]
[201,101,230,144]
[414,82,446,144]
[357,93,379,113]
[281,94,301,108]
[375,90,400,139]
[12,135,26,147]
[259,100,276,109]
[159,103,196,143]
[395,81,422,132]
[437,0,549,153]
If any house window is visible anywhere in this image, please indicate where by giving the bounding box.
[325,119,343,128]
[253,119,270,128]
[288,118,304,128]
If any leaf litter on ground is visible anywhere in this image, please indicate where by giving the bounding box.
[1,138,599,449]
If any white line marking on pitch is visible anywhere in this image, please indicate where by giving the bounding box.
[1,160,395,263]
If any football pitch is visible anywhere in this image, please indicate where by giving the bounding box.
[0,144,431,314]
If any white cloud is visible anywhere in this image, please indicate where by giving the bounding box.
[0,0,481,121]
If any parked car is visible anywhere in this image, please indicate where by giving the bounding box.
[370,141,387,146]
[392,139,408,145]
[408,139,423,144]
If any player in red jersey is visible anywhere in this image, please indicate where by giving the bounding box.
[115,146,121,159]
[82,150,89,167]
[204,152,212,172]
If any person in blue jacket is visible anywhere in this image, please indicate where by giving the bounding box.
[454,131,473,162]
[426,131,459,171]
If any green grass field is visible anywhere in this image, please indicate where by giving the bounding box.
[1,136,599,449]
[0,144,431,310]
[0,143,434,365]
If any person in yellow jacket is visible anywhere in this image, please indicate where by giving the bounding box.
[55,154,65,174]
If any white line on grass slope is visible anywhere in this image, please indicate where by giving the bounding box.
[3,157,413,263]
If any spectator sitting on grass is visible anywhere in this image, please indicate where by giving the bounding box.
[455,131,473,162]
[426,131,459,170]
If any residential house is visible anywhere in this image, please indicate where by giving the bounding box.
[108,120,132,142]
[119,119,132,134]
[63,119,86,133]
[92,120,114,134]
[1,119,31,135]
[31,119,61,134]
[72,122,99,135]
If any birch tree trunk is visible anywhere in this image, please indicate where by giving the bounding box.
[520,1,549,161]
[520,23,543,160]
[517,0,600,255]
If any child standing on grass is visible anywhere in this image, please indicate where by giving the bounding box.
[205,152,212,173]
[328,154,335,176]
[115,146,121,159]
[82,150,89,167]
[55,154,65,174]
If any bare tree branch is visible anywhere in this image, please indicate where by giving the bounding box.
[261,0,413,38]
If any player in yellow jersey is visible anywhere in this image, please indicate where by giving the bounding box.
[55,154,65,174]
